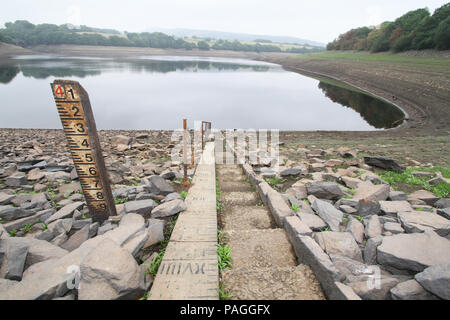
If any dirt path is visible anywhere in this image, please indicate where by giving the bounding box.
[216,163,324,300]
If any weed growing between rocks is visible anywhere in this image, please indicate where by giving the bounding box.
[216,178,223,212]
[217,244,232,271]
[139,215,179,300]
[114,197,129,204]
[217,228,233,300]
[216,172,233,300]
[379,167,450,198]
[264,177,286,186]
[148,247,166,277]
[150,216,178,276]
[219,282,234,300]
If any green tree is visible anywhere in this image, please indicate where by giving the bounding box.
[435,16,450,50]
[197,40,210,50]
[326,3,450,53]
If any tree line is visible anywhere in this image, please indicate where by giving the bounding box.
[0,20,324,53]
[326,3,450,52]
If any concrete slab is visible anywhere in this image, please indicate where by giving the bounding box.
[149,142,219,300]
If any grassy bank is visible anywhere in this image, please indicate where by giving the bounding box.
[294,51,450,70]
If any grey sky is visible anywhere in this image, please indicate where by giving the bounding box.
[1,0,447,43]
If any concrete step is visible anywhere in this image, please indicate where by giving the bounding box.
[216,164,239,169]
[217,167,243,177]
[219,174,246,182]
[214,154,236,164]
[226,229,297,268]
[221,191,260,206]
[222,266,325,300]
[219,181,253,192]
[222,205,275,231]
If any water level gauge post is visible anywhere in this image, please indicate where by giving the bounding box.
[50,79,117,222]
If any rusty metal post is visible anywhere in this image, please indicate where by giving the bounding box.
[190,132,195,169]
[201,121,205,151]
[183,119,188,185]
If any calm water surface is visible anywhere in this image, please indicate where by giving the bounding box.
[0,55,404,130]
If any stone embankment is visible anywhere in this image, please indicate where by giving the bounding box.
[221,137,449,300]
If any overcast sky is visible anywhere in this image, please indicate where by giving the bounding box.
[1,0,447,43]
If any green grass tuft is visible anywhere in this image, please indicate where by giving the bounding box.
[219,282,234,300]
[217,243,232,272]
[148,248,165,277]
[379,167,449,198]
[114,197,129,205]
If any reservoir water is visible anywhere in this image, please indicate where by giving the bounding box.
[0,55,404,130]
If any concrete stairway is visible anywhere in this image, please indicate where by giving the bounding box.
[217,164,325,300]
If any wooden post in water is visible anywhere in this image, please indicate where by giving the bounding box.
[50,80,116,222]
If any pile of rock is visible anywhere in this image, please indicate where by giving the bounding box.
[0,130,191,299]
[236,143,450,300]
[0,184,187,299]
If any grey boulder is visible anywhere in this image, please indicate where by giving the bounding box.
[379,200,412,215]
[0,206,34,222]
[354,184,390,201]
[5,172,27,187]
[143,219,165,248]
[363,236,383,265]
[60,225,90,252]
[377,231,450,272]
[390,279,439,300]
[398,210,450,236]
[365,215,383,238]
[314,231,362,262]
[363,156,405,172]
[123,199,156,215]
[306,182,344,200]
[45,201,84,224]
[145,176,175,196]
[348,275,404,300]
[0,239,28,281]
[345,218,364,244]
[78,238,146,300]
[0,193,15,205]
[312,199,343,232]
[356,199,380,217]
[1,237,68,269]
[151,199,187,218]
[415,264,450,300]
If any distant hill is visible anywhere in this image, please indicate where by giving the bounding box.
[145,27,325,47]
[0,20,324,54]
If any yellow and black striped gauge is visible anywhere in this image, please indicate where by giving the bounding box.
[50,80,116,222]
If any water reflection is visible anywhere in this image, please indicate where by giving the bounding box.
[3,57,271,81]
[318,82,404,129]
[0,66,20,84]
